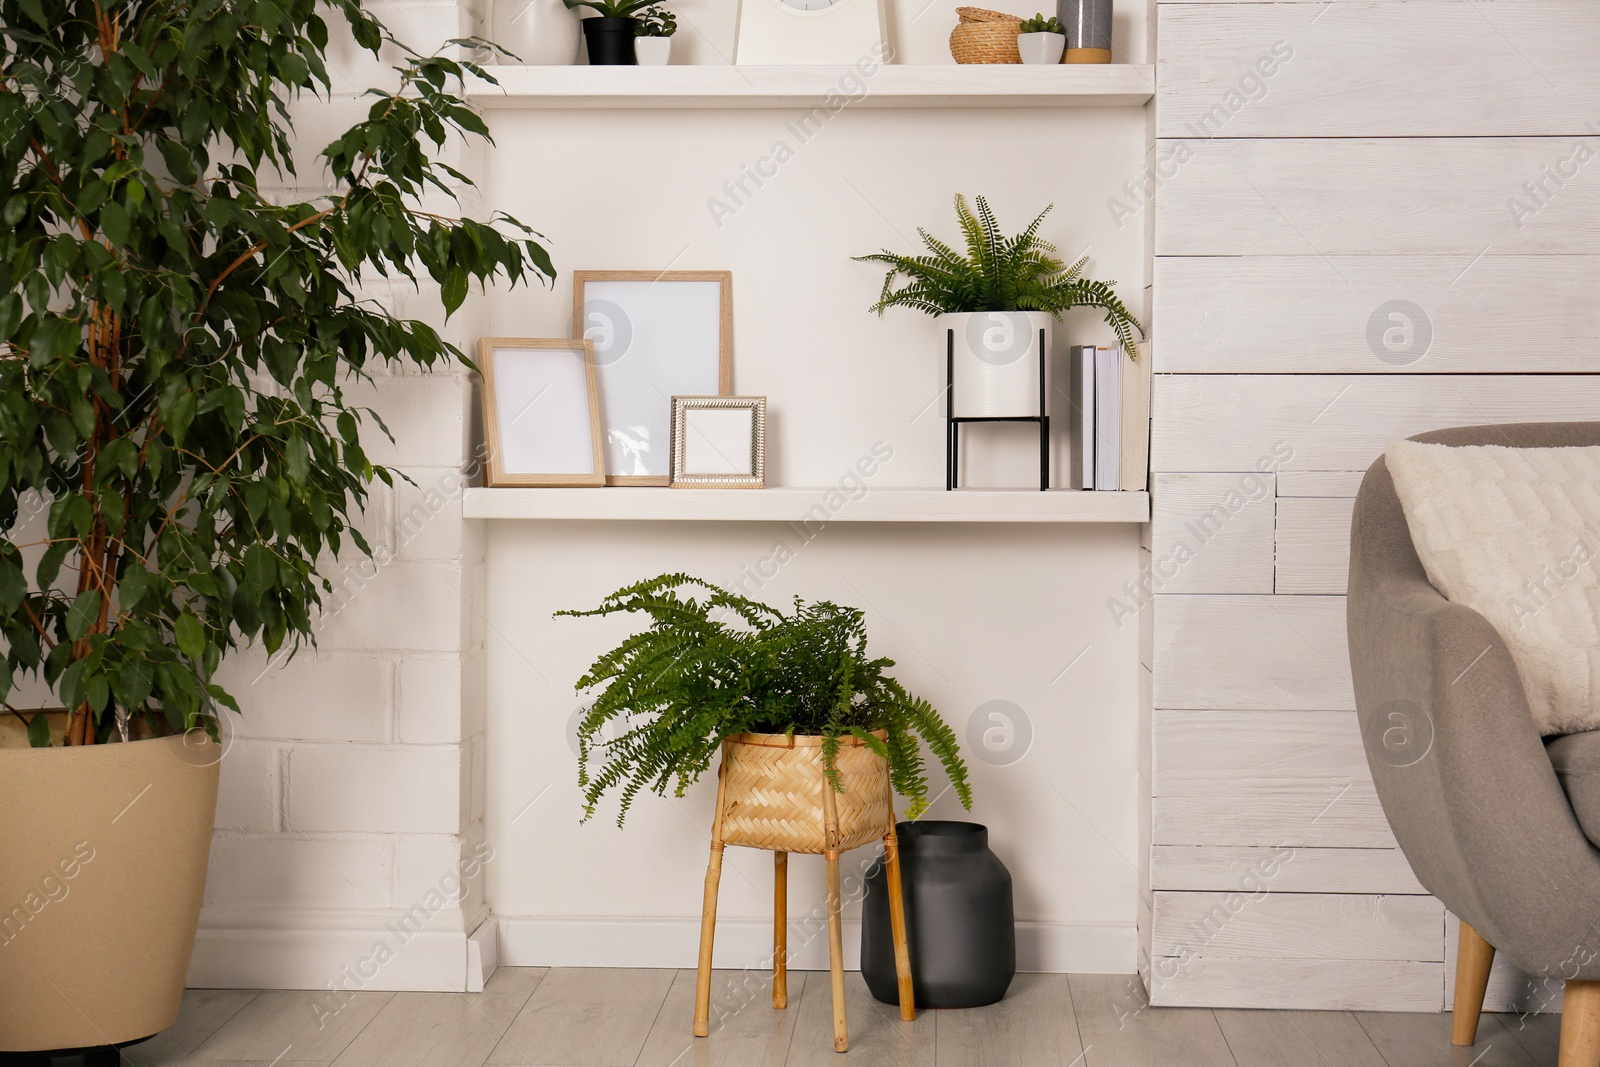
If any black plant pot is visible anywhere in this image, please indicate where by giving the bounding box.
[860,821,1016,1009]
[582,17,639,65]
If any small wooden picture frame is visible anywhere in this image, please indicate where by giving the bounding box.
[478,338,606,488]
[671,396,766,489]
[573,270,733,487]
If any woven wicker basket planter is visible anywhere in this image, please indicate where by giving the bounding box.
[718,730,892,854]
[695,728,912,1052]
[949,6,1022,64]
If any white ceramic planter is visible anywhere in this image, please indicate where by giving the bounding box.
[1017,31,1066,64]
[490,0,582,65]
[942,311,1052,419]
[634,35,673,65]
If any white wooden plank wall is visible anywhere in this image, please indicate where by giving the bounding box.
[1145,0,1598,1010]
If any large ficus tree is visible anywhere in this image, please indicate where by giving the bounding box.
[0,1,551,746]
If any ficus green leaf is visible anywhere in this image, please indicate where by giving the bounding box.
[0,0,553,744]
[65,590,103,641]
[174,612,205,660]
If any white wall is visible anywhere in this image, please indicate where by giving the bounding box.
[1145,0,1600,1012]
[486,523,1142,970]
[186,0,494,993]
[179,0,1155,988]
[592,0,1149,66]
[477,0,1154,972]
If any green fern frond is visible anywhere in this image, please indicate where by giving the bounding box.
[559,574,973,827]
[852,195,1144,356]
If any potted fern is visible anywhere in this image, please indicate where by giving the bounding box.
[562,574,972,827]
[562,574,972,1045]
[0,1,549,1056]
[855,194,1143,420]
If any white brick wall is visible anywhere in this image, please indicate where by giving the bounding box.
[315,560,470,653]
[217,652,393,743]
[193,0,491,991]
[397,656,465,743]
[205,836,394,910]
[288,745,464,834]
[214,742,283,833]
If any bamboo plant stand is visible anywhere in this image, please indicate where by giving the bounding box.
[693,731,915,1053]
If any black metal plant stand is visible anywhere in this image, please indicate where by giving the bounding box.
[945,327,1049,491]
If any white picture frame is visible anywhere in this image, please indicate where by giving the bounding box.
[573,271,732,486]
[734,0,886,64]
[671,396,767,489]
[478,338,606,488]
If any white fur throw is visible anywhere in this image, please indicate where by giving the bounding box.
[1385,440,1600,735]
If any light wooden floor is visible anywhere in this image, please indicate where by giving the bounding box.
[116,969,1564,1067]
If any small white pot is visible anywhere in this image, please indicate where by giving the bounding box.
[490,0,582,65]
[1018,31,1066,64]
[942,311,1052,418]
[634,36,673,65]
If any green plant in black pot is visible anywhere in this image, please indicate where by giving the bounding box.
[563,0,658,64]
[558,573,973,826]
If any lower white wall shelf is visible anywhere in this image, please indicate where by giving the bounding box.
[462,487,1149,523]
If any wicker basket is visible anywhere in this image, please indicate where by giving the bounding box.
[717,731,892,854]
[949,6,1022,64]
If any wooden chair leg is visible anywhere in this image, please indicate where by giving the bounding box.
[883,829,915,1021]
[773,851,788,1009]
[693,842,724,1037]
[825,848,849,1053]
[1452,920,1495,1046]
[1562,979,1600,1067]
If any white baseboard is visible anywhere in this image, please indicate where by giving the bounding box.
[498,916,1136,974]
[188,907,470,992]
[186,908,1134,989]
[466,917,500,993]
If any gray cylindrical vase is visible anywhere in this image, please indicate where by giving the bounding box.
[1056,0,1112,63]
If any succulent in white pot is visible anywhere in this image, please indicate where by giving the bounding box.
[1017,13,1066,63]
[634,4,677,65]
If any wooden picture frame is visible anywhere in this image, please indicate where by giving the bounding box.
[477,338,606,488]
[573,270,733,486]
[671,396,766,489]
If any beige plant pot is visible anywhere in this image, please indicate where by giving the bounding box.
[0,734,220,1053]
[718,731,893,854]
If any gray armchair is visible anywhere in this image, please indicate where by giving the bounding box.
[1349,422,1600,1067]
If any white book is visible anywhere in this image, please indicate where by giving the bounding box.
[1094,345,1122,492]
[1067,345,1096,489]
[1119,347,1152,492]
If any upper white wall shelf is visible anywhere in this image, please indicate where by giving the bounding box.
[463,487,1149,523]
[465,65,1155,110]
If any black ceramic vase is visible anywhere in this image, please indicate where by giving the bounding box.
[860,821,1015,1008]
[582,17,638,65]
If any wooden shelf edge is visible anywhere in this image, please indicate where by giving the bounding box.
[463,487,1150,523]
[464,64,1155,109]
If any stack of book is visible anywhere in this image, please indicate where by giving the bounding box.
[1067,344,1151,492]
